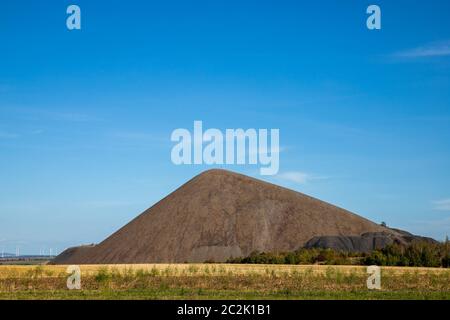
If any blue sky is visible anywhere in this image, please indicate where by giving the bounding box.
[1,0,450,254]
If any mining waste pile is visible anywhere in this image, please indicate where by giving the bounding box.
[52,169,432,264]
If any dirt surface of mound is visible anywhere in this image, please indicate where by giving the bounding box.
[53,169,396,264]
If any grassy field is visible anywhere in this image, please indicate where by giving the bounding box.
[0,264,449,300]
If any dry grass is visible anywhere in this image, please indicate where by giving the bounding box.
[0,264,449,299]
[1,263,447,277]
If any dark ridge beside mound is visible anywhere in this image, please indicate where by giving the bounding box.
[303,230,437,253]
[52,169,425,264]
[387,228,438,244]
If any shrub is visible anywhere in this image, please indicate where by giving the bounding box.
[364,241,448,268]
[227,240,450,268]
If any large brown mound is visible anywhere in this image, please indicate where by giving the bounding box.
[53,169,394,264]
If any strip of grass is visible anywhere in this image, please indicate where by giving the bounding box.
[1,289,449,300]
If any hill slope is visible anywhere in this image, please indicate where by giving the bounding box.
[53,169,396,264]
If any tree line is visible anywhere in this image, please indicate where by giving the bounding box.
[226,238,450,268]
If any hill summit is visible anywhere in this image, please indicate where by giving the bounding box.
[53,169,427,264]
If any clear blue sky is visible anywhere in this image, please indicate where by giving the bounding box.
[1,1,449,254]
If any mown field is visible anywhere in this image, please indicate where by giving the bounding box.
[0,264,449,300]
